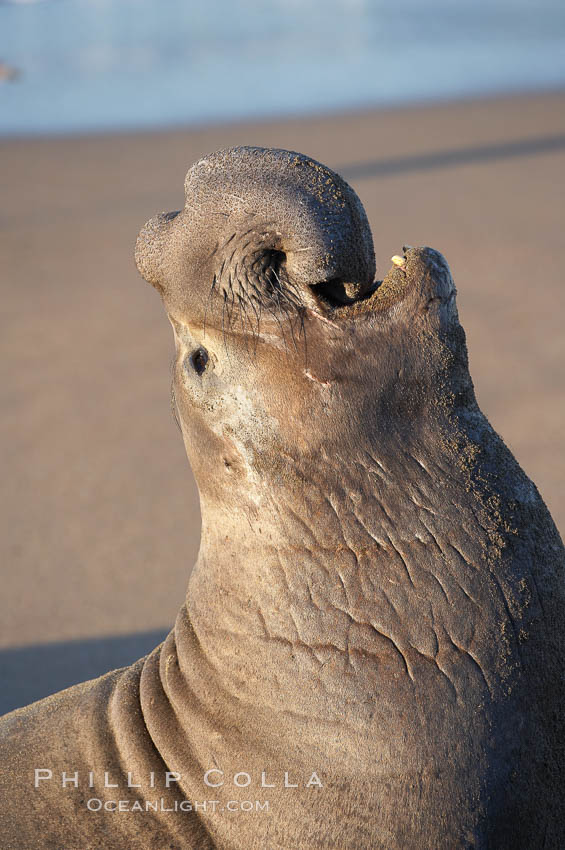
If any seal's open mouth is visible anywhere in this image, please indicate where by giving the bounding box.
[309,279,360,307]
[307,246,416,313]
[306,244,416,319]
[309,273,382,308]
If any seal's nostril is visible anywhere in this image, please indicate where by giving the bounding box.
[190,347,209,376]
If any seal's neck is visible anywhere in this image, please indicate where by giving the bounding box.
[182,406,524,719]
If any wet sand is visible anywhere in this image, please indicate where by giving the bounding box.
[1,91,564,711]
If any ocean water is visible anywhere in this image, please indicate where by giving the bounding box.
[1,0,565,135]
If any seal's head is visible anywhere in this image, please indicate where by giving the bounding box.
[135,147,469,509]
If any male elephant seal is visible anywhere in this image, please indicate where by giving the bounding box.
[1,146,564,849]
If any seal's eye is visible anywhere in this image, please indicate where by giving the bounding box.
[190,347,209,376]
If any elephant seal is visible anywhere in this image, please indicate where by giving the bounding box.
[1,146,564,849]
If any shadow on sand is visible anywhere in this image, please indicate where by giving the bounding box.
[338,133,565,181]
[0,629,169,717]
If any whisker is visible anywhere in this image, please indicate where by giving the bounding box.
[221,290,231,360]
[203,273,218,338]
[237,292,252,357]
[266,302,289,353]
[244,291,262,354]
[169,359,182,433]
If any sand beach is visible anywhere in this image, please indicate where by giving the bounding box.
[1,90,564,712]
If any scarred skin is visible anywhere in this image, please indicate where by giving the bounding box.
[1,147,564,849]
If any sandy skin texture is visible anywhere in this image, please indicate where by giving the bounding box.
[1,146,565,848]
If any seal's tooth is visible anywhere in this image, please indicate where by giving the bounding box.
[391,255,406,267]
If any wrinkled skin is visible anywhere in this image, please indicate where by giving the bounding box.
[1,147,564,849]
